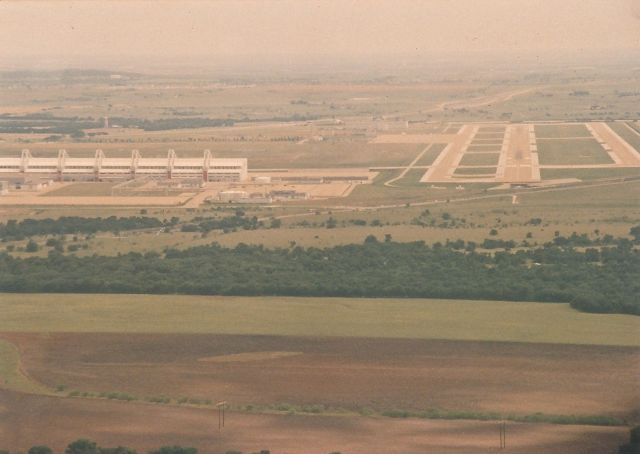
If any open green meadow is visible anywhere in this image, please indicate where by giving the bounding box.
[394,168,426,186]
[536,138,612,165]
[535,124,591,138]
[414,143,447,166]
[453,166,496,175]
[541,167,640,180]
[459,153,500,166]
[1,293,638,346]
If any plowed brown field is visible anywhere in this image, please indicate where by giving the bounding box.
[0,389,629,454]
[5,333,638,417]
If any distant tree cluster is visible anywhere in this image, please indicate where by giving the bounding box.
[181,213,262,233]
[0,216,174,241]
[1,228,638,315]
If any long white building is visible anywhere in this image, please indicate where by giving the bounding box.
[0,149,248,182]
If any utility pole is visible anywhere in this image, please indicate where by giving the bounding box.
[217,401,227,430]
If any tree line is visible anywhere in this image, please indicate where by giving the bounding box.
[0,216,177,241]
[0,232,637,314]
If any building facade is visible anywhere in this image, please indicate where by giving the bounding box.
[0,149,248,182]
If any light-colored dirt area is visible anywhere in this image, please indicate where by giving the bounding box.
[197,351,302,363]
[0,388,627,454]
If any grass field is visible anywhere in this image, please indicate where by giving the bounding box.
[535,124,592,138]
[466,144,502,152]
[454,166,497,175]
[394,168,426,186]
[470,138,504,144]
[1,293,638,346]
[414,142,447,166]
[541,167,640,180]
[536,138,613,165]
[473,132,504,139]
[459,153,500,166]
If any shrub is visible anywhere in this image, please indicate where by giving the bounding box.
[364,234,377,244]
[29,447,53,454]
[100,447,138,454]
[149,447,197,454]
[66,439,100,454]
[25,239,39,252]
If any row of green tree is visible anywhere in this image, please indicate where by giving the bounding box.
[0,232,637,314]
[0,216,177,240]
[181,214,262,233]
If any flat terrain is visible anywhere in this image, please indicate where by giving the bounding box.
[1,294,638,453]
[0,389,627,454]
[42,182,117,197]
[1,294,639,345]
[4,332,638,418]
[458,153,500,166]
[1,72,640,453]
[536,139,613,165]
[535,124,592,138]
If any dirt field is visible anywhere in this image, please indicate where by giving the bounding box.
[0,388,628,454]
[5,332,638,419]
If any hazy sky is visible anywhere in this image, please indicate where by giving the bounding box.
[1,0,639,69]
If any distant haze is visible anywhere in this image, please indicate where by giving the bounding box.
[1,0,639,72]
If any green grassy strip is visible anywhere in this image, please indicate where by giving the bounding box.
[379,408,624,426]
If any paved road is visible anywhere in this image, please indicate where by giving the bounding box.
[502,124,540,183]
